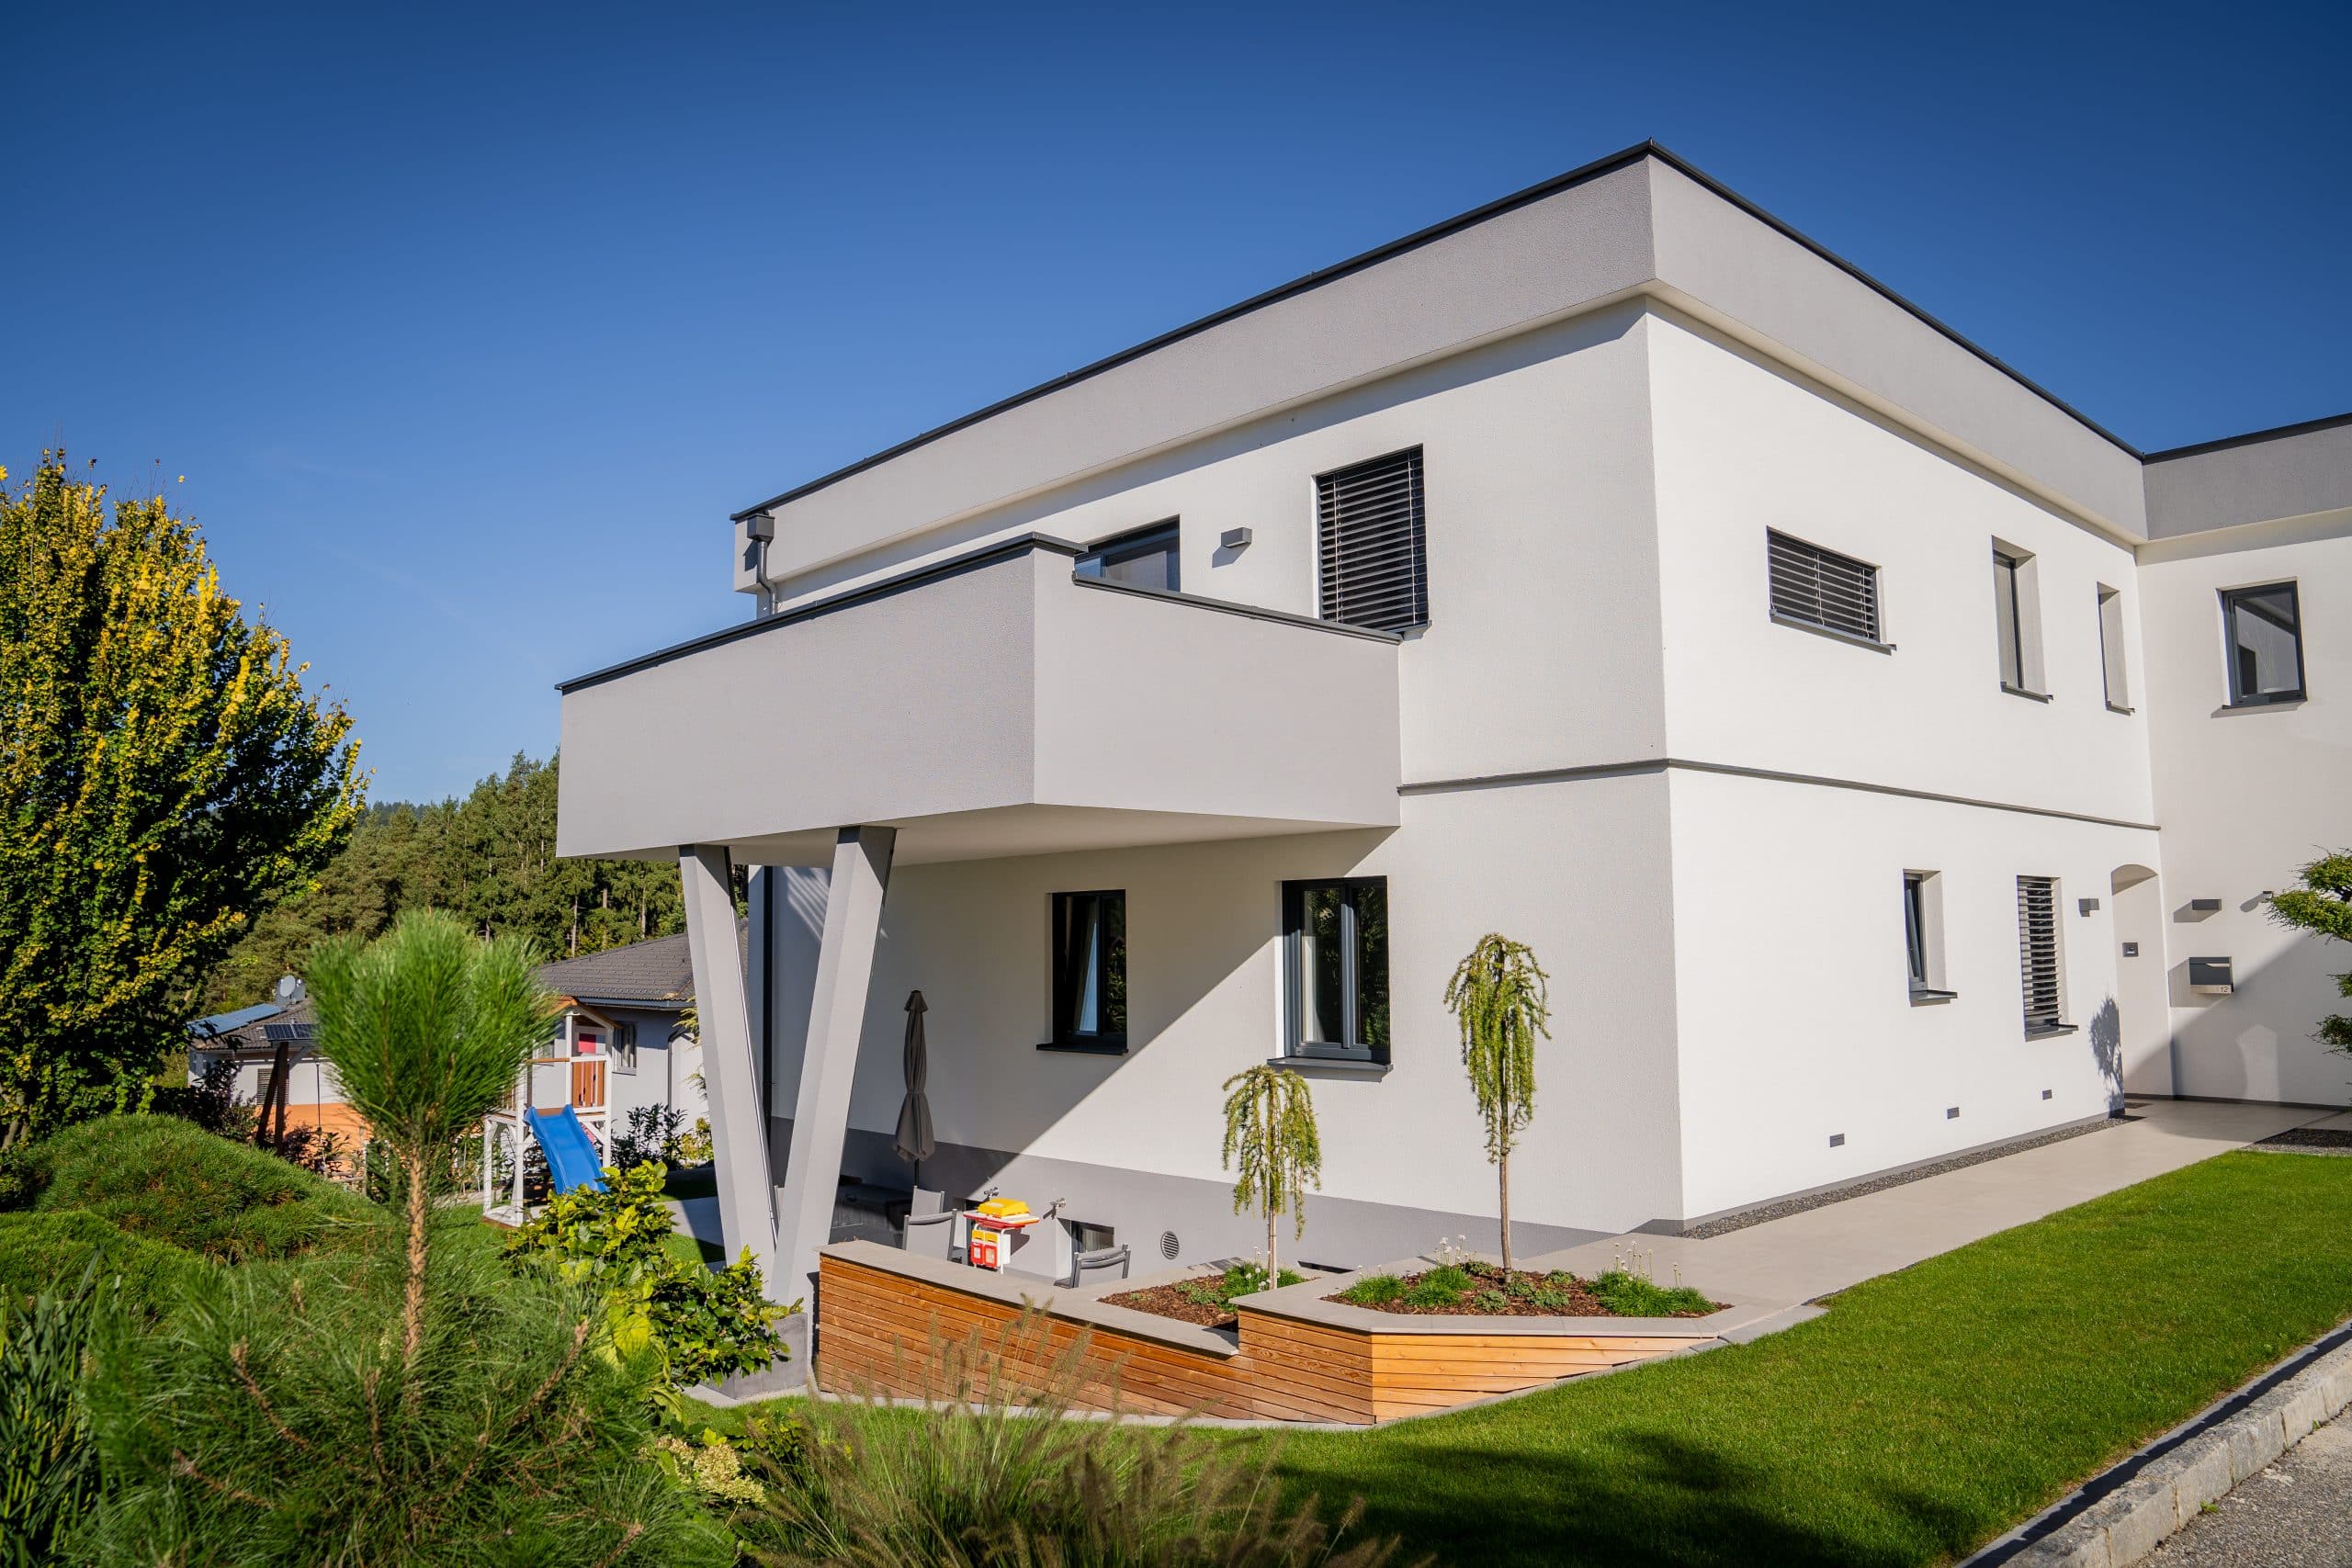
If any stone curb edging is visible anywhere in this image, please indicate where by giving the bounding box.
[1996,1324,2352,1566]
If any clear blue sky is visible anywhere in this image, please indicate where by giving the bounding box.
[7,1,2346,804]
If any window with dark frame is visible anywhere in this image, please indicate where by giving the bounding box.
[1316,448,1428,632]
[1904,874,1929,990]
[2017,875,2067,1034]
[1994,548,2029,692]
[1048,891,1126,1051]
[1283,877,1390,1062]
[2098,584,2131,712]
[2222,582,2305,706]
[1075,521,1180,594]
[614,1021,638,1076]
[1767,529,1882,644]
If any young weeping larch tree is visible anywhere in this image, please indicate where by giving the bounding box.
[1444,933,1552,1275]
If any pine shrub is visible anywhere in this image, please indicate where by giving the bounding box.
[0,1262,109,1566]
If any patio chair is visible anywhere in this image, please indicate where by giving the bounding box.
[902,1186,963,1264]
[1062,1243,1131,1289]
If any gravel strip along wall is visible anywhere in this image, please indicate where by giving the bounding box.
[1996,1325,2352,1566]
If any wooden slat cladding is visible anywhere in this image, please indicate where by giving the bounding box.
[817,1254,1706,1426]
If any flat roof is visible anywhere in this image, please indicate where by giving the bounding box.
[732,140,2344,523]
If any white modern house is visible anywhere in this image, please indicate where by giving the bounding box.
[555,142,2352,1303]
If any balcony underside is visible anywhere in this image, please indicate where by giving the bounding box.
[556,536,1401,865]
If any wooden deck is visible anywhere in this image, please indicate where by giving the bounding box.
[817,1247,1726,1425]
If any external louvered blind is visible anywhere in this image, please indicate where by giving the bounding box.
[1317,447,1428,632]
[2017,876,2064,1031]
[1768,530,1881,643]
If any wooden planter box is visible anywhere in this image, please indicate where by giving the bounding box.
[816,1241,1792,1426]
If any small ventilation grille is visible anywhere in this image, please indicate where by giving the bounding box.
[1159,1230,1180,1261]
[1946,1106,1962,1120]
[1317,447,1428,632]
[1768,529,1881,643]
[2041,1089,2053,1100]
[1827,1134,1845,1148]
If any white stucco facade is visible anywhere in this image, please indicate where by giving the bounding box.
[557,144,2351,1283]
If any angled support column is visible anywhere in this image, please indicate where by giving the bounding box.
[679,844,778,1288]
[776,825,896,1302]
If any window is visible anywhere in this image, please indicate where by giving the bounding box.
[614,1021,638,1076]
[1904,872,1954,1001]
[2017,875,2069,1034]
[2097,584,2131,712]
[1991,544,2047,697]
[1076,521,1180,593]
[1283,877,1390,1062]
[1316,448,1428,632]
[1767,530,1883,645]
[2222,582,2305,706]
[1048,891,1126,1051]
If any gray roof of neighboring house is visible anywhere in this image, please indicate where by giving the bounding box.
[188,925,742,1052]
[537,928,734,1009]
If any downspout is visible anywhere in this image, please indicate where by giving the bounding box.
[745,512,779,615]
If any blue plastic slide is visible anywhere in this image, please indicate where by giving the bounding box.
[524,1105,607,1195]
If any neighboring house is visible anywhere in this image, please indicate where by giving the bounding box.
[553,141,2352,1301]
[187,932,718,1146]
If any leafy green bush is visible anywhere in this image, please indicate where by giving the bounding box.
[1173,1261,1306,1313]
[1,1261,108,1567]
[504,1160,787,1387]
[18,1116,369,1264]
[1586,1269,1717,1317]
[734,1313,1412,1567]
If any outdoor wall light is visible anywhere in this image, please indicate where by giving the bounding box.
[1219,526,1253,551]
[2078,897,2100,915]
[2189,897,2222,912]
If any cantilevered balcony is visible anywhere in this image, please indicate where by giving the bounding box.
[556,536,1401,865]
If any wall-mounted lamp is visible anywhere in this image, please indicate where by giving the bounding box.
[2189,898,2222,913]
[1219,526,1253,551]
[2078,897,2100,915]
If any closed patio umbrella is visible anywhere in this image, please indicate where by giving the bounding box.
[893,989,935,1183]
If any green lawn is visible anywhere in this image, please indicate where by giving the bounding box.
[1221,1150,2352,1566]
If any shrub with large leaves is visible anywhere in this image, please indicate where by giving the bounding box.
[505,1160,787,1388]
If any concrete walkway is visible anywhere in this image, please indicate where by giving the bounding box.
[1527,1098,2322,1304]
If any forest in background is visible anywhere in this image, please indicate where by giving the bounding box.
[202,753,687,1009]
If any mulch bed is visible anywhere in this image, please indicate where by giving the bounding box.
[1329,1265,1721,1319]
[2258,1127,2352,1150]
[1100,1281,1242,1329]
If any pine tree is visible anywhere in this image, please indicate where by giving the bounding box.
[2270,851,2352,1051]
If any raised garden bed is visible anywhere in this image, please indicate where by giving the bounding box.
[1103,1262,1305,1329]
[1327,1260,1722,1318]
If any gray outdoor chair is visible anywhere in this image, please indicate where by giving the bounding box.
[1062,1243,1131,1289]
[902,1186,963,1264]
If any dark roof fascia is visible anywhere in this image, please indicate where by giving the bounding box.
[556,532,1083,694]
[729,141,2167,530]
[2144,410,2352,462]
[564,994,691,1011]
[729,141,1664,523]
